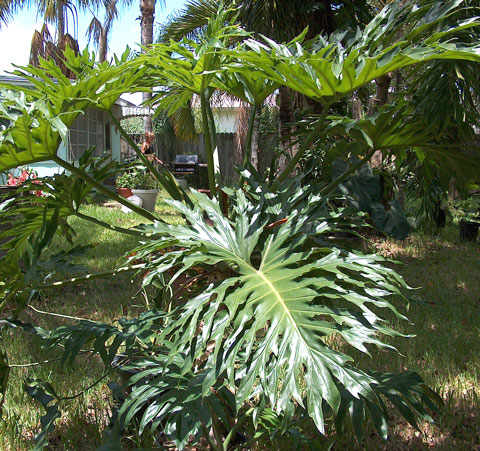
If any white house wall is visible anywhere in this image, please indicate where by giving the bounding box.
[214,108,238,133]
[27,142,68,177]
[23,108,121,177]
[1,76,123,178]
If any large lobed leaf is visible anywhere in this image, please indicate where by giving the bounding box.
[115,352,236,450]
[0,49,149,172]
[221,0,480,105]
[0,149,128,270]
[135,186,425,434]
[331,156,411,240]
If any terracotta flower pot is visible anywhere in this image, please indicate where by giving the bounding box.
[116,187,133,199]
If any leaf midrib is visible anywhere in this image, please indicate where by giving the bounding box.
[253,266,310,353]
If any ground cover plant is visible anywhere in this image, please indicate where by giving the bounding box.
[1,207,479,450]
[1,1,480,449]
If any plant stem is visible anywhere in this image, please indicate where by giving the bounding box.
[108,110,161,176]
[9,350,91,368]
[32,264,145,290]
[201,91,217,198]
[60,369,113,401]
[206,97,223,189]
[242,104,257,167]
[272,103,331,189]
[319,147,377,197]
[108,111,192,206]
[200,420,222,451]
[209,406,224,451]
[223,407,254,451]
[206,99,218,153]
[233,431,266,451]
[108,111,143,155]
[53,156,158,222]
[75,211,160,239]
[28,304,95,322]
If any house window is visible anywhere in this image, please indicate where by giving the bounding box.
[68,108,107,161]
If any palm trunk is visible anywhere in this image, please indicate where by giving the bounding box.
[368,74,392,168]
[99,29,108,63]
[243,104,261,170]
[57,1,65,44]
[352,93,363,120]
[277,85,295,173]
[251,104,261,170]
[201,93,217,197]
[368,74,391,116]
[140,0,155,132]
[235,101,249,170]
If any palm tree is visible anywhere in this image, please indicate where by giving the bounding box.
[0,0,84,42]
[239,1,372,170]
[86,0,134,62]
[162,0,372,42]
[86,13,109,62]
[30,22,79,77]
[1,0,93,75]
[161,0,372,170]
[140,0,164,132]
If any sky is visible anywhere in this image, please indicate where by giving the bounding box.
[0,0,187,103]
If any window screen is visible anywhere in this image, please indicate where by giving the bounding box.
[68,108,107,160]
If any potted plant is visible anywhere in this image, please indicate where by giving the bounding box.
[0,167,41,198]
[115,172,136,199]
[0,171,16,198]
[453,197,480,241]
[129,169,160,212]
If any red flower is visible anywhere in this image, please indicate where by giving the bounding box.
[7,173,17,186]
[6,168,39,191]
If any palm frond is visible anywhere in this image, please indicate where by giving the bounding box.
[169,104,198,142]
[29,24,54,67]
[86,15,103,46]
[159,0,229,42]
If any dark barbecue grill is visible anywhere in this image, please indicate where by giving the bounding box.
[172,154,202,187]
[173,154,199,173]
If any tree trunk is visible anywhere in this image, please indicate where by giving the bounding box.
[449,177,459,201]
[99,29,108,63]
[368,74,392,168]
[57,1,65,44]
[234,101,249,171]
[140,0,155,133]
[368,74,391,116]
[277,85,296,173]
[251,104,261,170]
[55,0,65,69]
[352,93,363,120]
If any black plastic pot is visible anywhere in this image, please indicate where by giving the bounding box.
[459,219,480,241]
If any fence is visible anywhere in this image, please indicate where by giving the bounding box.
[122,132,240,186]
[176,133,239,185]
[121,131,278,187]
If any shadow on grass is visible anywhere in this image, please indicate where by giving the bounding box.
[4,219,480,449]
[358,228,480,449]
[330,395,480,450]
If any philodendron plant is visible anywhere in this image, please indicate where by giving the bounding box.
[1,1,480,449]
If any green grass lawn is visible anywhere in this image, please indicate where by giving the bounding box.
[1,198,479,450]
[334,229,480,450]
